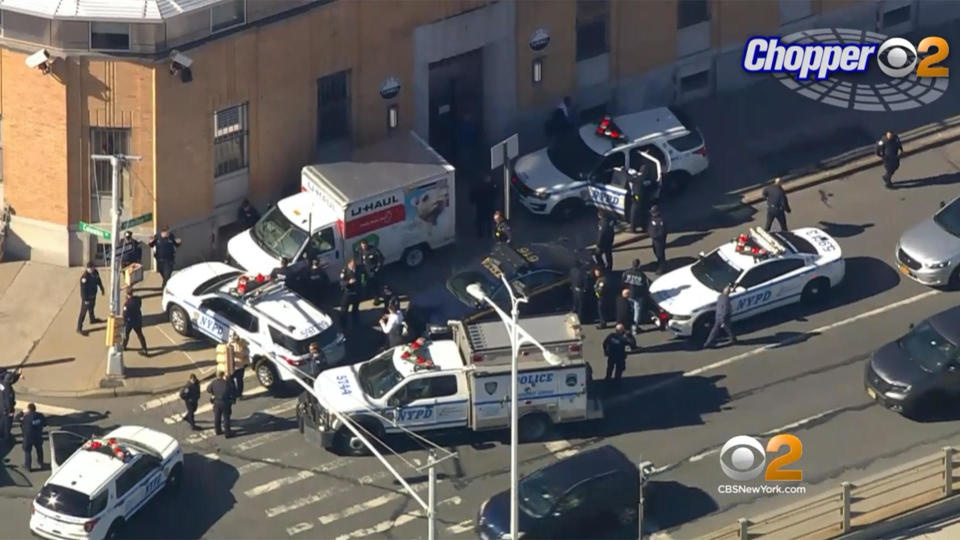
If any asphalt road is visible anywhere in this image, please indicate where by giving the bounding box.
[4,139,960,539]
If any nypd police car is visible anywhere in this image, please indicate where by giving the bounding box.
[649,227,844,346]
[161,262,345,391]
[512,107,708,219]
[30,426,182,540]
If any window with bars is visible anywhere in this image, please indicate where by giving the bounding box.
[576,0,610,61]
[678,0,710,29]
[317,71,351,143]
[90,128,131,196]
[214,103,249,177]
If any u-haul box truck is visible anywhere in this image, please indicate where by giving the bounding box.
[227,131,456,281]
[296,313,603,455]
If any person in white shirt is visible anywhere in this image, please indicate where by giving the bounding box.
[379,304,405,348]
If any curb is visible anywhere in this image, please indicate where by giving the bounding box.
[838,493,960,540]
[16,369,218,400]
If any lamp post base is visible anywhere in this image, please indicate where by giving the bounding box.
[105,347,125,378]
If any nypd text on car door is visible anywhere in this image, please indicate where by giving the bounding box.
[732,260,807,319]
[196,299,229,342]
[387,375,467,431]
[120,458,165,519]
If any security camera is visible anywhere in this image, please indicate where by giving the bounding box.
[25,49,52,72]
[169,50,193,70]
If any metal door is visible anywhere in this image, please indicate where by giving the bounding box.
[49,431,86,473]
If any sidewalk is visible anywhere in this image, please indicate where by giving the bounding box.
[890,514,960,539]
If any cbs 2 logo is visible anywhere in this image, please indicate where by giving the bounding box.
[720,434,803,482]
[878,36,949,78]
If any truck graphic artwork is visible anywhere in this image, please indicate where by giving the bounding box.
[737,290,772,311]
[398,407,434,421]
[350,195,402,217]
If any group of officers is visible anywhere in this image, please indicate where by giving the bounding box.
[0,368,47,471]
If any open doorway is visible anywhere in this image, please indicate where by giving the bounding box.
[428,49,484,173]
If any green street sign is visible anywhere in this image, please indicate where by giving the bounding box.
[121,212,153,230]
[78,221,111,240]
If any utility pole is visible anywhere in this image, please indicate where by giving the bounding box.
[91,153,141,381]
[427,450,437,540]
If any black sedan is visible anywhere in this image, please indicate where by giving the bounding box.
[406,243,580,335]
[865,305,960,417]
[476,445,639,539]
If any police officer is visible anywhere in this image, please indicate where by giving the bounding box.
[307,342,327,377]
[594,210,615,271]
[180,374,200,430]
[569,264,587,320]
[207,371,237,438]
[626,167,648,233]
[229,333,250,400]
[339,259,361,327]
[382,285,401,313]
[0,368,20,441]
[493,210,511,244]
[117,231,143,268]
[647,205,668,275]
[622,258,650,334]
[77,262,105,335]
[20,403,45,471]
[237,199,261,229]
[270,257,291,281]
[703,285,737,349]
[602,323,637,386]
[469,176,498,238]
[358,239,385,305]
[592,266,609,329]
[122,289,148,355]
[148,226,182,288]
[615,288,633,329]
[876,130,904,188]
[304,258,330,304]
[762,177,791,232]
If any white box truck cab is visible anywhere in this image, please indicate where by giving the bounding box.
[297,313,603,456]
[228,132,456,280]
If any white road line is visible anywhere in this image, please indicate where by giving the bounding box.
[265,470,391,518]
[243,458,350,498]
[238,457,284,475]
[286,522,314,536]
[317,479,434,525]
[139,369,257,412]
[447,519,475,534]
[163,387,269,423]
[233,430,295,452]
[544,440,580,459]
[14,401,83,416]
[333,496,462,540]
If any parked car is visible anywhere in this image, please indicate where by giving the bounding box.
[895,197,960,288]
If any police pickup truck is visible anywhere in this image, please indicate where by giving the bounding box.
[297,313,601,455]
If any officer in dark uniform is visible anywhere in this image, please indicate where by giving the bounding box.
[569,264,587,320]
[307,342,327,377]
[270,257,291,280]
[180,374,200,430]
[0,368,20,442]
[303,258,330,304]
[469,176,498,238]
[237,199,261,229]
[493,211,511,243]
[122,289,148,355]
[626,167,648,233]
[647,206,668,275]
[382,285,401,313]
[876,130,904,188]
[592,266,609,329]
[148,226,182,288]
[594,210,615,271]
[358,239,385,305]
[77,262,105,335]
[703,285,737,348]
[761,177,791,232]
[602,323,637,386]
[339,259,361,327]
[19,403,46,471]
[207,371,236,438]
[615,288,633,329]
[622,258,650,334]
[117,231,143,268]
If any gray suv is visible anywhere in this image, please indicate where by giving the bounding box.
[896,196,960,287]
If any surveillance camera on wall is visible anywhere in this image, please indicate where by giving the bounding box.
[170,50,193,70]
[26,49,52,72]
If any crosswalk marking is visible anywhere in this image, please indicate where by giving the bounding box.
[544,440,580,459]
[333,496,462,540]
[243,458,350,498]
[447,519,475,534]
[265,470,391,518]
[163,387,269,423]
[14,401,83,416]
[285,522,314,536]
[233,431,294,452]
[238,457,284,475]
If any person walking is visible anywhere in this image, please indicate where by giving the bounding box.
[762,177,791,232]
[703,285,738,349]
[180,374,200,430]
[122,289,148,355]
[493,210,511,244]
[339,259,361,327]
[569,264,587,321]
[379,304,405,349]
[602,323,637,386]
[229,333,250,400]
[469,176,498,239]
[876,130,904,188]
[621,259,650,334]
[237,199,261,229]
[594,210,615,271]
[19,403,46,471]
[647,205,668,275]
[148,226,182,288]
[358,238,385,305]
[77,262,105,336]
[207,371,236,438]
[592,266,609,329]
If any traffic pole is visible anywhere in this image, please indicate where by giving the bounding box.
[428,449,437,540]
[502,145,510,221]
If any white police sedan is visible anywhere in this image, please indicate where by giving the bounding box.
[649,227,844,346]
[161,262,345,391]
[30,426,183,540]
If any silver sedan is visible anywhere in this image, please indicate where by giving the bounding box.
[896,197,960,287]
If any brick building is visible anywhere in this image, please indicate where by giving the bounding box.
[0,0,955,266]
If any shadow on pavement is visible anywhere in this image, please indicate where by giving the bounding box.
[893,172,960,190]
[46,411,111,429]
[817,221,875,239]
[123,453,238,539]
[644,480,718,533]
[125,360,216,378]
[231,413,296,436]
[6,357,75,370]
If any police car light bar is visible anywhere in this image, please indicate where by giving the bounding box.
[595,115,628,142]
[750,227,787,255]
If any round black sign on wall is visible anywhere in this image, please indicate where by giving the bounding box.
[380,77,401,100]
[529,28,550,51]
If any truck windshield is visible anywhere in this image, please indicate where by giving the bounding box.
[546,129,602,180]
[251,206,309,261]
[358,352,404,399]
[690,251,741,292]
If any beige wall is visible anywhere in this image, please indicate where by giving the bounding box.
[713,0,781,46]
[515,0,576,109]
[612,0,677,78]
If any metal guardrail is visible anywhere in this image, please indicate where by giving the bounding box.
[702,447,958,540]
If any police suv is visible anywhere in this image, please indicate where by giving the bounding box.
[297,314,602,455]
[649,227,844,346]
[161,262,345,391]
[512,107,709,219]
[30,426,183,540]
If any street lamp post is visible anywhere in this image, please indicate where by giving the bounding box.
[466,276,563,540]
